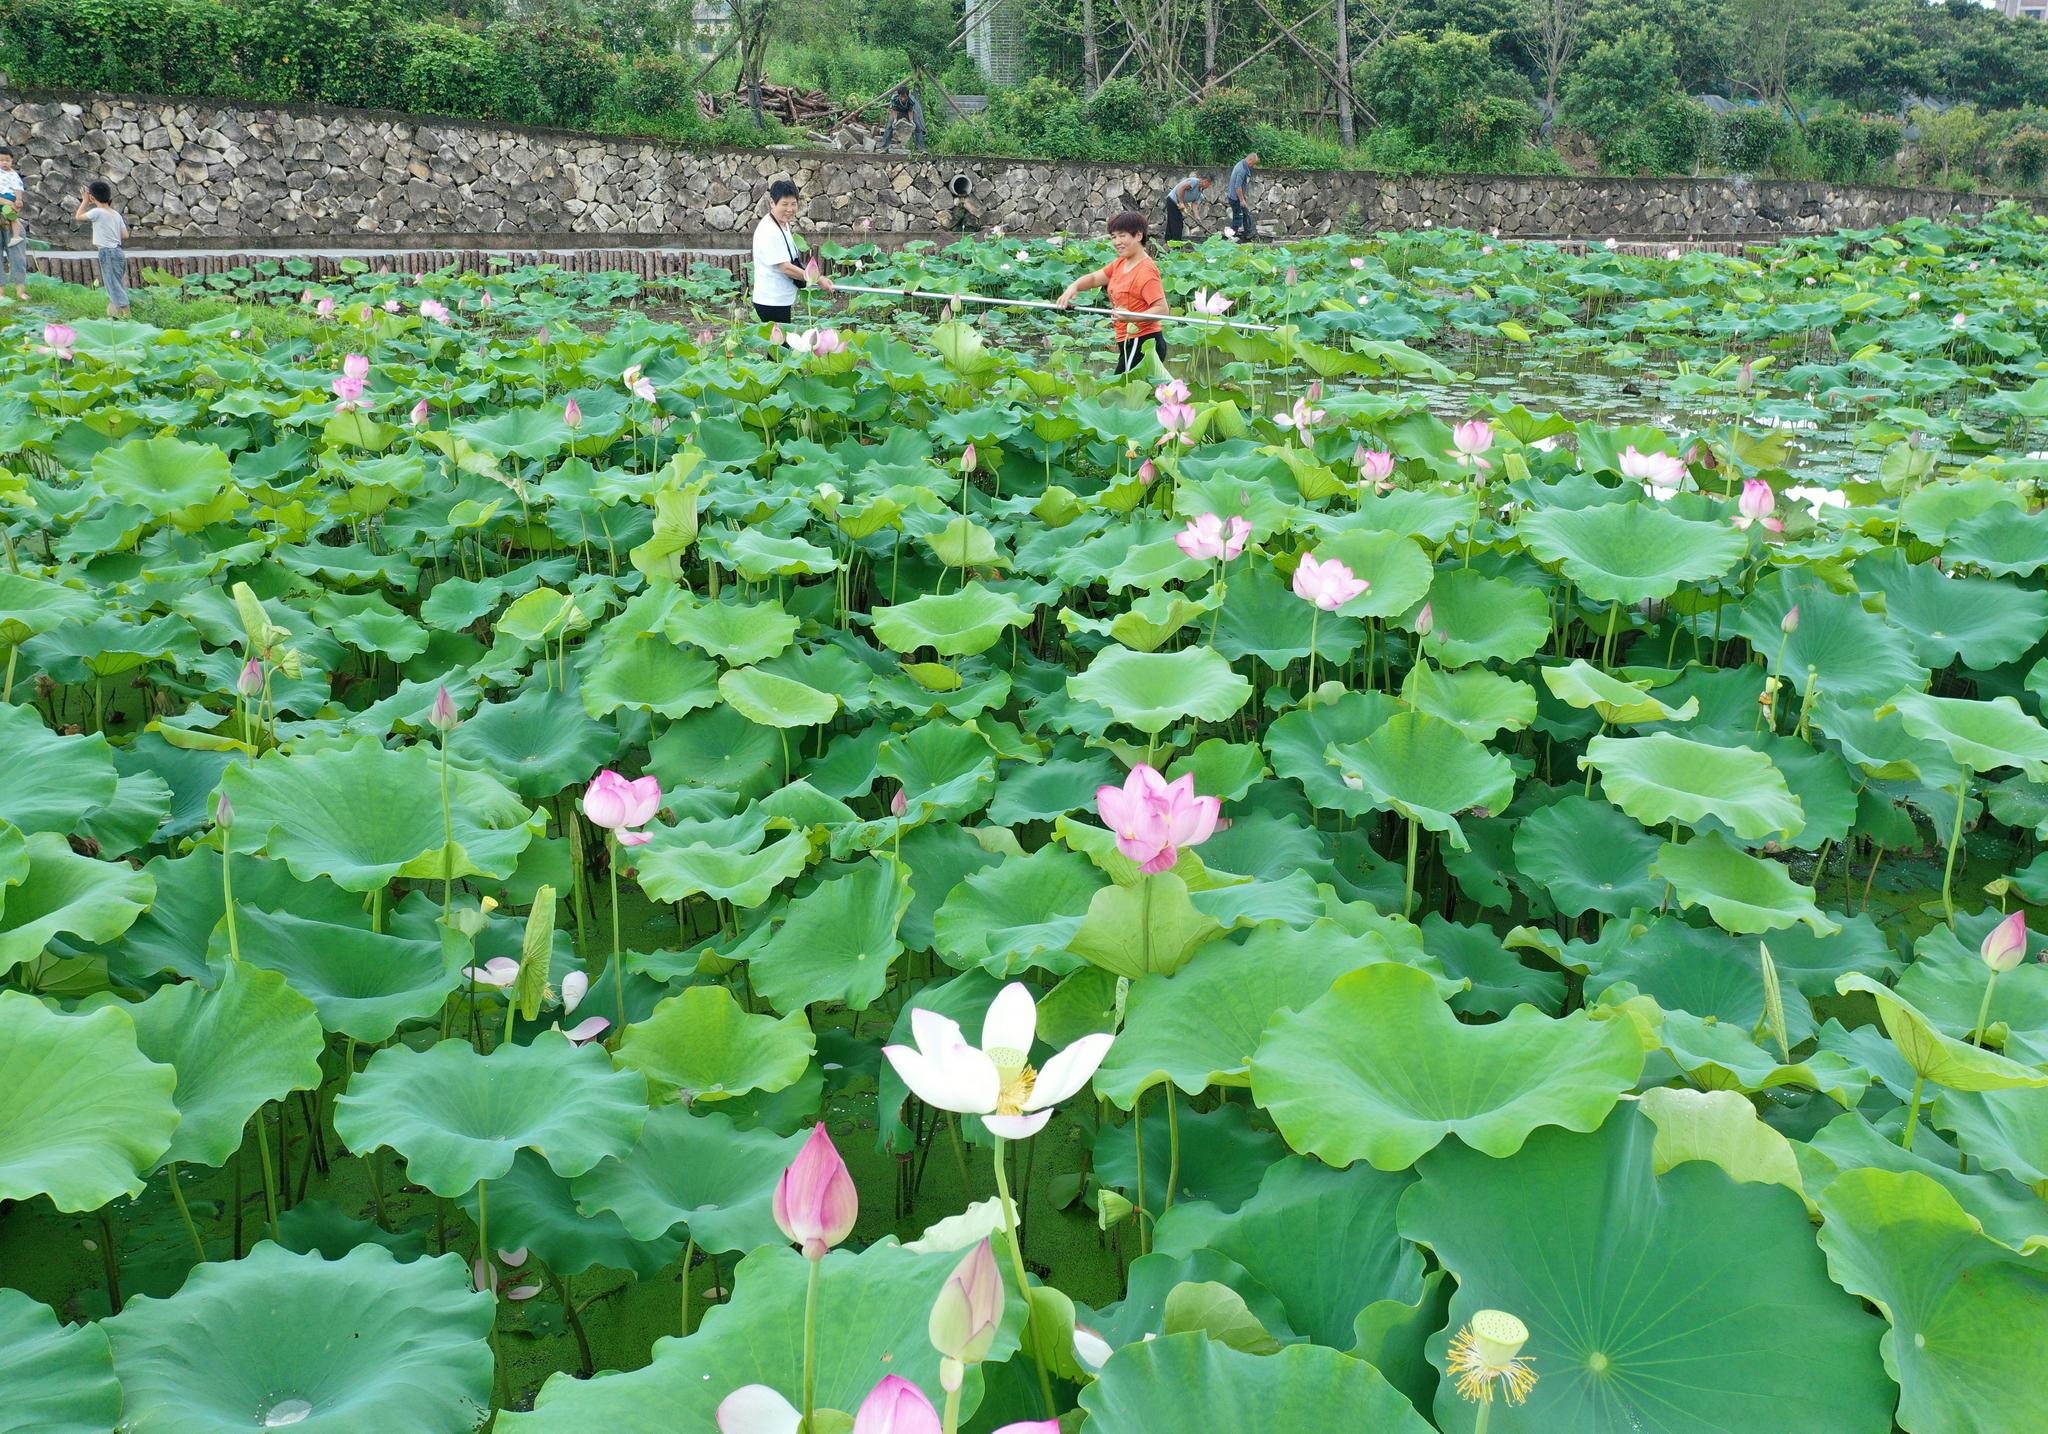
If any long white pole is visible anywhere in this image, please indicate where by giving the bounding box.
[826,281,1280,332]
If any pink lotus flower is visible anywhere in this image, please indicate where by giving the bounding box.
[563,397,583,429]
[553,971,608,1043]
[1176,512,1251,562]
[582,768,661,846]
[40,323,76,360]
[1982,910,2028,973]
[1273,395,1326,439]
[1733,479,1783,533]
[929,1239,1003,1364]
[718,1378,1054,1434]
[421,298,450,322]
[472,1258,540,1301]
[480,291,494,310]
[381,298,400,314]
[429,684,460,732]
[1155,401,1197,445]
[316,297,335,319]
[774,1124,858,1260]
[1137,459,1157,486]
[300,288,315,305]
[882,982,1114,1139]
[1155,378,1191,405]
[1355,447,1396,490]
[787,327,846,356]
[1350,256,1366,269]
[409,398,431,426]
[1951,312,1968,331]
[621,365,657,403]
[1292,552,1368,611]
[1096,763,1221,875]
[330,374,367,410]
[464,957,519,988]
[1619,445,1687,500]
[342,354,370,381]
[1447,419,1494,472]
[1191,288,1232,316]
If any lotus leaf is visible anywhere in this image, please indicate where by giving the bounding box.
[1080,1333,1433,1433]
[871,582,1032,657]
[1327,711,1515,850]
[1519,501,1746,603]
[572,1107,804,1252]
[229,906,468,1042]
[1067,644,1252,735]
[0,831,155,973]
[0,1289,120,1434]
[614,984,815,1103]
[1584,732,1803,839]
[1651,832,1841,935]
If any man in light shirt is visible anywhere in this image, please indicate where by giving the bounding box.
[1164,173,1209,243]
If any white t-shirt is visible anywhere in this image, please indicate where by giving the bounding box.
[87,206,126,249]
[0,171,23,207]
[752,213,800,307]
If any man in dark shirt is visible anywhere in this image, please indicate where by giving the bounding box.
[884,84,927,151]
[1227,152,1260,241]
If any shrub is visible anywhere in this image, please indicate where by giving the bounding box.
[233,0,379,103]
[488,18,615,126]
[1864,118,1905,173]
[1084,76,1153,135]
[1562,27,1678,151]
[393,21,507,121]
[2006,127,2048,189]
[1190,87,1258,161]
[1806,112,1868,182]
[1716,107,1791,172]
[0,0,243,95]
[985,76,1080,149]
[1249,123,1347,171]
[614,55,699,118]
[1440,95,1539,171]
[1641,94,1713,173]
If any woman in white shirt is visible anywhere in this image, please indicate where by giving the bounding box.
[751,179,834,325]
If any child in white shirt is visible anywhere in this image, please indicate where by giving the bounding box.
[0,148,26,301]
[73,180,128,317]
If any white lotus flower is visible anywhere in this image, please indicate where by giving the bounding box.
[883,983,1113,1138]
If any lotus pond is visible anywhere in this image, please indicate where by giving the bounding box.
[6,207,2048,1434]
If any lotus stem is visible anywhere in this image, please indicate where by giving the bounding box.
[679,1236,698,1336]
[1133,1092,1148,1252]
[1971,969,2000,1050]
[1901,1073,1925,1150]
[1941,778,1967,927]
[221,839,241,965]
[166,1161,206,1262]
[1474,1401,1492,1434]
[2,644,15,704]
[610,833,626,1040]
[942,1383,963,1434]
[253,1106,281,1243]
[439,727,454,924]
[1306,608,1320,695]
[1164,1084,1181,1216]
[801,1253,822,1431]
[1403,818,1420,918]
[95,1209,122,1315]
[990,1135,1058,1420]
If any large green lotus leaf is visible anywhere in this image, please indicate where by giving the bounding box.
[665,596,799,666]
[1932,1086,2048,1187]
[581,635,720,719]
[1760,913,1900,997]
[230,906,466,1043]
[221,742,538,891]
[1881,690,2048,778]
[1510,795,1663,916]
[0,831,155,974]
[1251,962,1644,1171]
[92,434,236,521]
[0,991,178,1210]
[451,685,616,800]
[1636,1086,1806,1203]
[498,587,590,646]
[1066,586,1217,653]
[1538,659,1697,725]
[1068,870,1223,981]
[1651,832,1840,936]
[572,1106,804,1252]
[457,405,572,460]
[0,1288,121,1434]
[1094,919,1413,1106]
[1418,568,1553,668]
[335,1031,647,1197]
[877,723,998,821]
[1067,645,1252,735]
[0,572,96,647]
[1946,505,2048,577]
[1399,662,1535,740]
[1212,564,1365,669]
[500,1241,1021,1434]
[1264,691,1401,816]
[104,1242,492,1434]
[1648,1006,1867,1105]
[1739,573,1928,703]
[123,962,324,1170]
[1584,732,1802,839]
[1313,528,1435,619]
[729,857,909,1012]
[1093,1099,1287,1216]
[1816,1169,2048,1434]
[871,582,1032,658]
[932,844,1099,976]
[1519,501,1745,603]
[635,827,811,908]
[613,984,814,1104]
[1079,1332,1433,1433]
[0,704,118,835]
[1721,731,1856,852]
[1837,974,2048,1094]
[1327,711,1515,850]
[457,1148,681,1279]
[1803,1112,2048,1256]
[718,666,838,729]
[1856,548,2048,671]
[1402,1110,1893,1434]
[1150,1155,1423,1347]
[1588,918,1816,1041]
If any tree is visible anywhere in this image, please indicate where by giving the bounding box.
[1561,26,1677,154]
[1913,102,1992,185]
[1522,0,1591,132]
[1583,0,1730,95]
[1725,0,1840,108]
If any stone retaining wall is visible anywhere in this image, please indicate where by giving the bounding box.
[0,87,2013,244]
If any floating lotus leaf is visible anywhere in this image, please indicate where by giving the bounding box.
[230,906,467,1043]
[335,1031,647,1197]
[0,704,117,836]
[871,582,1032,658]
[1519,501,1746,603]
[1651,832,1840,935]
[572,1107,804,1252]
[581,636,720,719]
[1067,645,1253,735]
[613,984,814,1103]
[123,961,325,1170]
[499,1242,1021,1434]
[104,1243,493,1434]
[1417,568,1552,668]
[1881,690,2048,778]
[0,831,155,974]
[458,405,573,460]
[1584,732,1803,839]
[728,857,910,1012]
[1251,962,1644,1170]
[932,844,1098,976]
[1816,1169,2048,1434]
[0,1288,120,1434]
[666,596,799,666]
[1327,711,1515,850]
[1401,1109,1894,1434]
[451,684,617,800]
[1094,919,1411,1106]
[1738,572,1928,703]
[0,991,178,1210]
[221,742,539,891]
[1399,662,1535,740]
[1510,795,1663,916]
[1539,659,1698,725]
[718,666,839,728]
[1080,1333,1433,1434]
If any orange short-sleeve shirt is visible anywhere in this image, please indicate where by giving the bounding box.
[1106,251,1165,342]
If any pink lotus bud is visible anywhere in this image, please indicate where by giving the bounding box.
[429,684,460,733]
[1982,909,2028,973]
[961,444,977,472]
[480,291,494,309]
[410,398,431,427]
[342,354,370,381]
[928,1238,1003,1364]
[561,970,589,1014]
[214,792,235,830]
[563,397,583,429]
[768,324,784,345]
[1781,605,1801,635]
[582,769,662,846]
[891,786,908,817]
[774,1123,858,1260]
[852,1377,941,1434]
[1138,459,1157,486]
[237,657,265,698]
[805,258,822,283]
[316,297,335,319]
[1415,602,1434,638]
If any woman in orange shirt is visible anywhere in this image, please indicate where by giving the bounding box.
[1055,210,1171,375]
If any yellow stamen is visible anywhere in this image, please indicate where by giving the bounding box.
[1448,1313,1538,1406]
